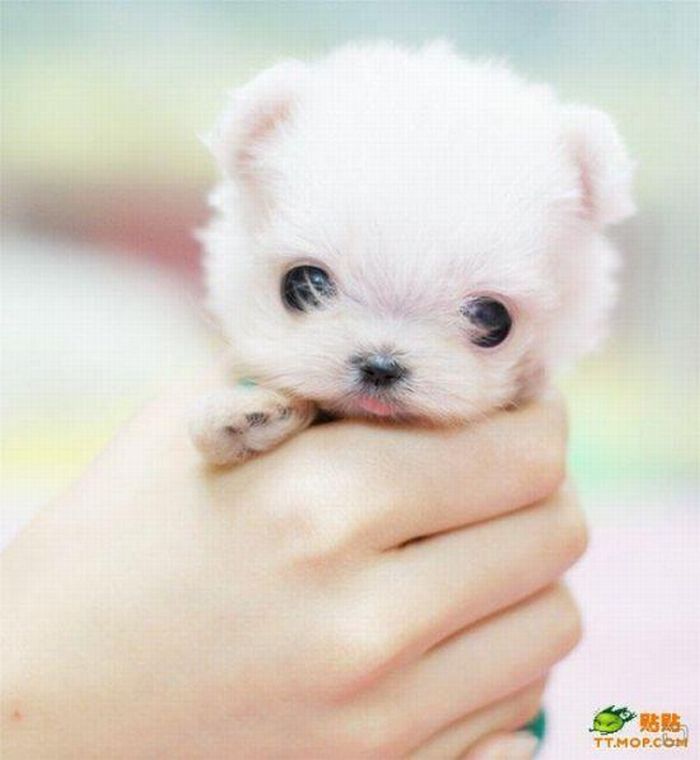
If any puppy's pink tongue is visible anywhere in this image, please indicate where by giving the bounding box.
[358,397,394,417]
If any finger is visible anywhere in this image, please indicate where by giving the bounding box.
[356,585,580,746]
[365,484,586,656]
[409,679,545,759]
[463,731,539,760]
[272,390,567,548]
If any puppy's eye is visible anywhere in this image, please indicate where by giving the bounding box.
[282,265,336,311]
[461,296,512,347]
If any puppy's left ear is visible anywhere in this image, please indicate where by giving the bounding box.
[203,59,309,189]
[562,105,636,227]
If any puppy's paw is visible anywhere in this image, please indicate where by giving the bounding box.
[189,385,315,466]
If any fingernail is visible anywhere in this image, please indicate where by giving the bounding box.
[504,732,539,759]
[480,732,539,759]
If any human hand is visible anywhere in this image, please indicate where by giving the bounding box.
[2,380,586,759]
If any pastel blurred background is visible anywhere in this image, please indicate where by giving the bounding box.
[2,3,698,756]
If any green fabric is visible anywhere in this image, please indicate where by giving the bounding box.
[523,709,546,748]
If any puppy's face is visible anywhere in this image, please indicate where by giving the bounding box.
[203,42,634,422]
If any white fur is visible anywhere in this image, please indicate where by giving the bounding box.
[192,39,635,464]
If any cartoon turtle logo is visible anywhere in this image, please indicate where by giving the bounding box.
[589,706,637,735]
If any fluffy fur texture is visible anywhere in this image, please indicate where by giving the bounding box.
[191,39,635,465]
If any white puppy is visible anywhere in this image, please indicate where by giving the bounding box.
[190,40,635,465]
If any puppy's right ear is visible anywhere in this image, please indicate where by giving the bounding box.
[203,59,309,195]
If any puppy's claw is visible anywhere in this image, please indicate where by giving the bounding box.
[189,386,315,466]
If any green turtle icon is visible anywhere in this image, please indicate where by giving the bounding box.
[590,706,637,735]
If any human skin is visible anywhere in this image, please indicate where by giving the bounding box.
[1,378,586,759]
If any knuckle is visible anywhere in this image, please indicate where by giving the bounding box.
[551,585,584,655]
[327,609,402,693]
[524,398,569,499]
[363,715,403,758]
[268,427,402,556]
[550,488,589,564]
[518,441,567,506]
[540,389,569,445]
[286,521,350,568]
[511,680,547,729]
[342,708,406,759]
[563,502,589,562]
[535,442,567,497]
[262,495,322,550]
[259,474,358,567]
[338,619,397,680]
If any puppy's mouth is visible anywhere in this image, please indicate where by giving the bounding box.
[356,395,396,417]
[347,386,413,419]
[320,387,418,421]
[346,351,411,418]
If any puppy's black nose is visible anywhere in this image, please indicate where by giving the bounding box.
[355,353,408,387]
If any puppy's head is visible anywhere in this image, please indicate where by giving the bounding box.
[201,41,635,422]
